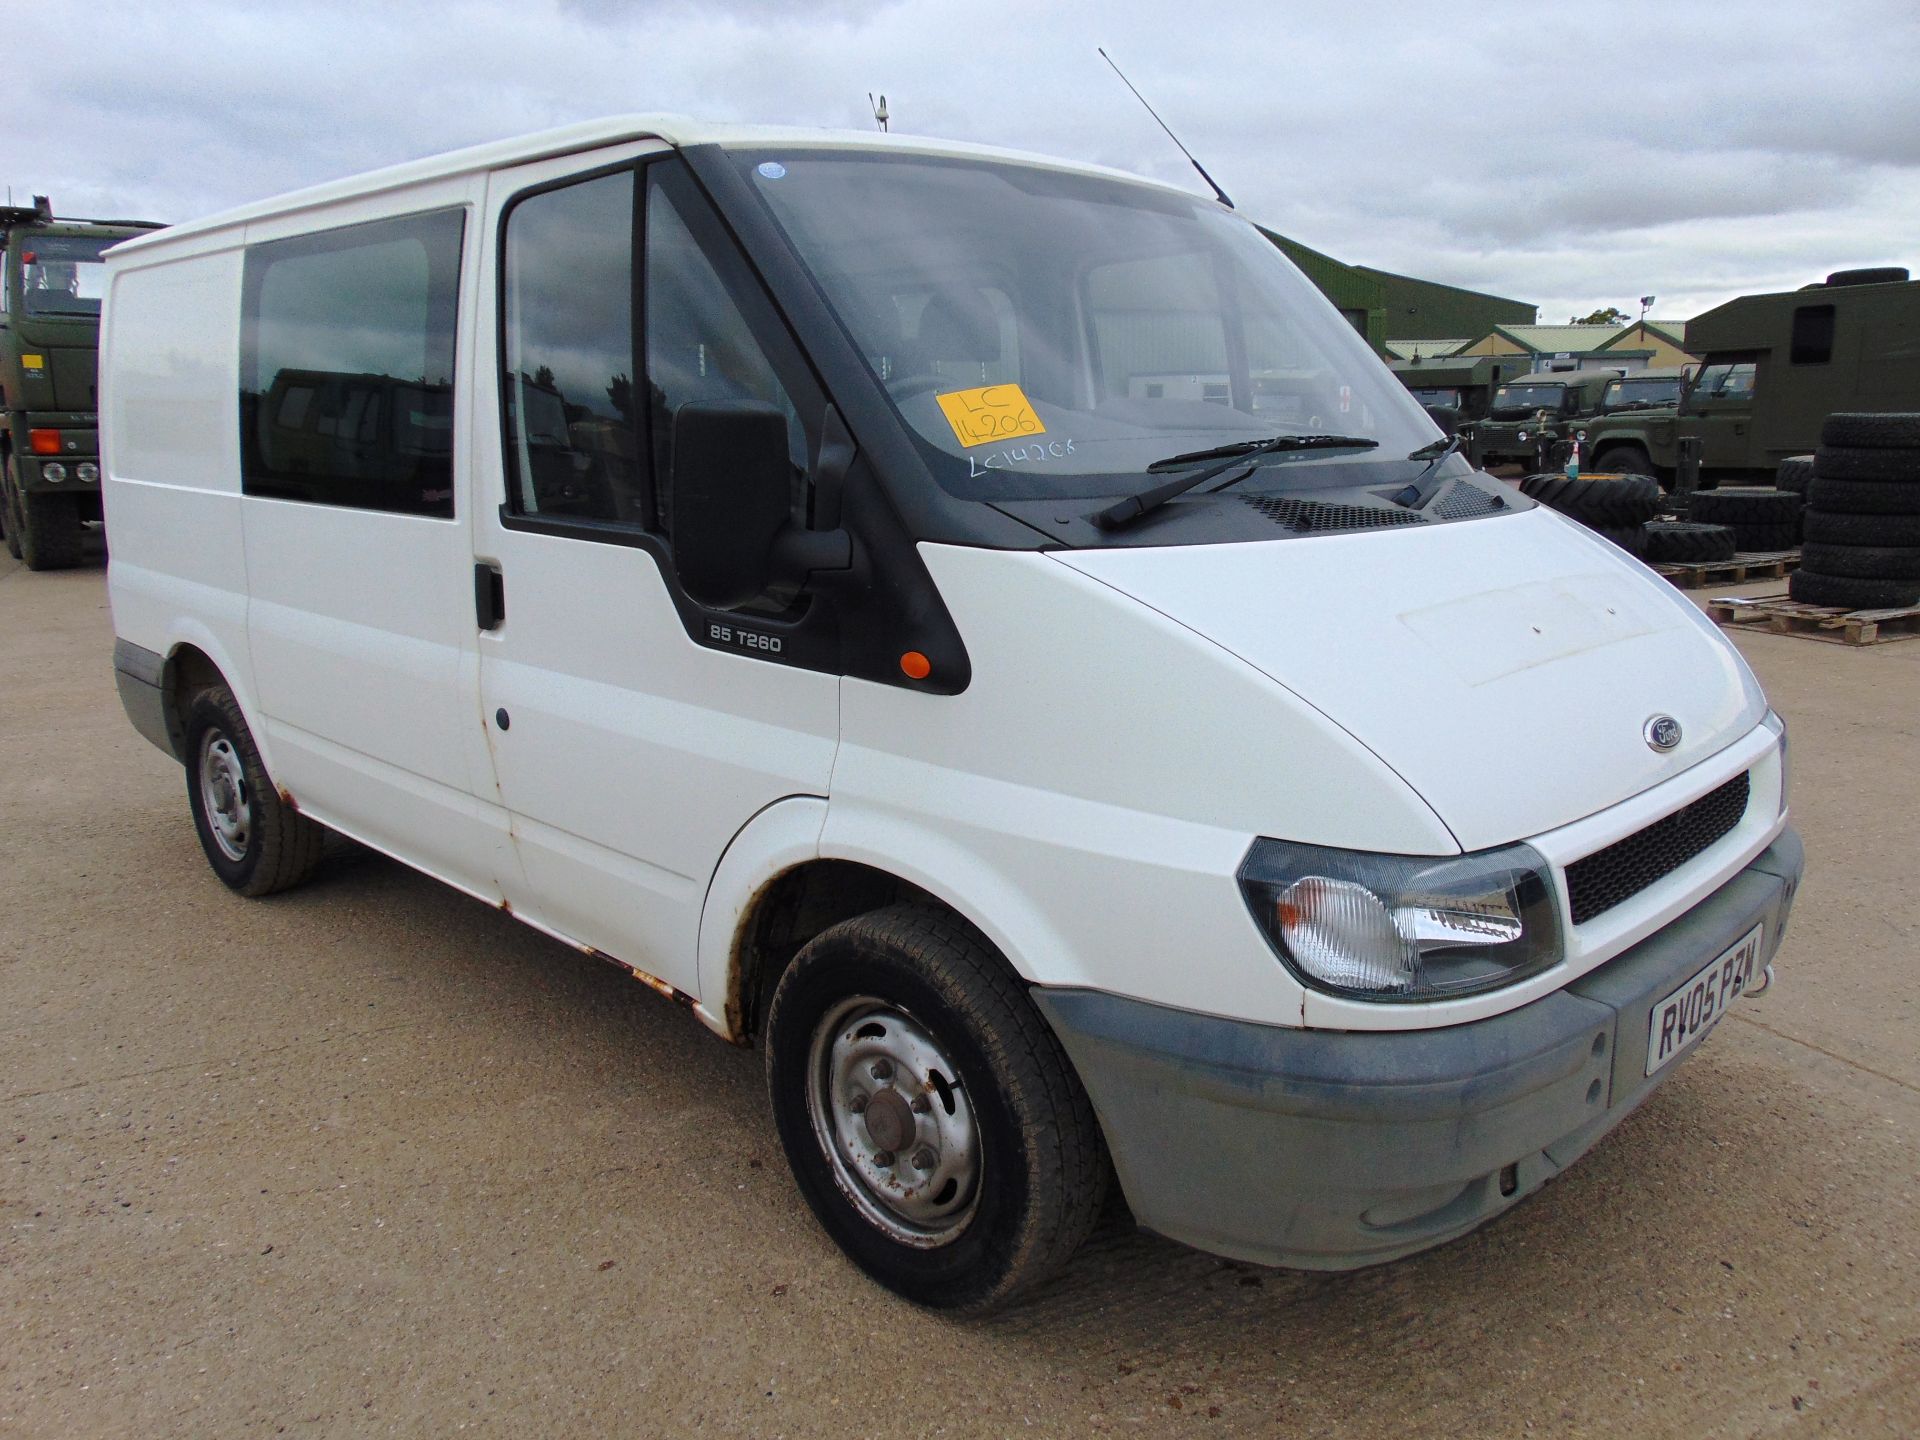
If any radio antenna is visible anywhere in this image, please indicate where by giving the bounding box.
[1097,47,1233,209]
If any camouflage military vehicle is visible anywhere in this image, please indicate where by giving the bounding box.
[1574,366,1693,481]
[0,197,162,568]
[1579,269,1917,486]
[1467,368,1621,470]
[1388,354,1533,431]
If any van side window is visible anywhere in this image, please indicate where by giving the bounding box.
[644,169,806,535]
[1790,304,1835,366]
[240,210,464,518]
[500,168,643,523]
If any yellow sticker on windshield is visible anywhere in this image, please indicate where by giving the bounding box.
[936,384,1045,449]
[21,353,44,371]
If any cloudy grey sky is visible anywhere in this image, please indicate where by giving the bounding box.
[10,0,1919,327]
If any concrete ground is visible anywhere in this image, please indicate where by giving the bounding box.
[1,549,1915,1439]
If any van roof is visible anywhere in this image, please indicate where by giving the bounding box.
[107,114,1202,260]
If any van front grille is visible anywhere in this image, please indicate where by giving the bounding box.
[1240,495,1428,533]
[1565,771,1751,925]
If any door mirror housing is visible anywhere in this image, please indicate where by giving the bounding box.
[669,401,851,610]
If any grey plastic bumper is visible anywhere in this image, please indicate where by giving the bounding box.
[1033,829,1803,1271]
[113,639,178,760]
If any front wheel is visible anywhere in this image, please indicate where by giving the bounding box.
[765,903,1107,1312]
[183,686,326,896]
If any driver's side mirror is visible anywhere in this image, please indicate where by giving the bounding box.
[670,401,851,610]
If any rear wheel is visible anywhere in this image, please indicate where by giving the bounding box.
[183,686,326,896]
[18,488,85,570]
[765,902,1107,1312]
[1,457,23,561]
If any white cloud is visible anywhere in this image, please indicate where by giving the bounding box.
[7,0,1917,325]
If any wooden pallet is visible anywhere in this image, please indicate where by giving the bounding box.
[1652,549,1801,589]
[1705,594,1920,646]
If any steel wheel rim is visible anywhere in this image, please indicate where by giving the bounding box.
[198,729,252,862]
[805,995,980,1248]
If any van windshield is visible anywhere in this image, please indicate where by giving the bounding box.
[738,150,1431,500]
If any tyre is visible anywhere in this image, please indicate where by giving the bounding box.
[1824,267,1909,288]
[1798,542,1920,580]
[1805,477,1920,516]
[183,686,326,897]
[1590,523,1648,557]
[1819,412,1920,450]
[17,489,85,571]
[1590,445,1654,478]
[1687,487,1800,527]
[1811,445,1920,482]
[1774,456,1815,496]
[1803,510,1920,547]
[1643,521,1737,564]
[1,458,22,561]
[1730,521,1802,552]
[1789,569,1920,609]
[764,902,1107,1312]
[1518,472,1662,527]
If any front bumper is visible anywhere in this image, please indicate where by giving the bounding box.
[1033,830,1803,1271]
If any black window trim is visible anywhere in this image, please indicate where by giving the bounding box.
[238,204,469,521]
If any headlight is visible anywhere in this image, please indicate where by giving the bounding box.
[1763,710,1789,815]
[1516,429,1529,442]
[42,462,67,483]
[1239,839,1563,1002]
[76,462,99,483]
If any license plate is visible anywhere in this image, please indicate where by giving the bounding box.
[1645,924,1763,1076]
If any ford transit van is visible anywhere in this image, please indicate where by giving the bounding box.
[103,118,1802,1311]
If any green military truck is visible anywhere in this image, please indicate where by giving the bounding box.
[0,197,163,568]
[1580,267,1917,487]
[1467,368,1621,470]
[1567,366,1693,481]
[1388,354,1534,432]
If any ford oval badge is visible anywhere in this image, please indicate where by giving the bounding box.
[1645,714,1682,752]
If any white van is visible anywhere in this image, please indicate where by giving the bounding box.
[103,117,1802,1311]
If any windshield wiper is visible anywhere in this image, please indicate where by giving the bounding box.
[1091,433,1380,532]
[1145,432,1379,473]
[1390,432,1465,508]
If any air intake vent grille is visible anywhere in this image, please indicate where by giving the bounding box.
[1240,495,1429,533]
[1565,771,1751,925]
[1431,482,1506,520]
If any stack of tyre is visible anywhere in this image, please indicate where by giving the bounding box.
[1683,485,1803,553]
[1791,413,1920,610]
[1517,472,1663,556]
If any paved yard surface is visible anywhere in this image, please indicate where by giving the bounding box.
[2,550,1916,1438]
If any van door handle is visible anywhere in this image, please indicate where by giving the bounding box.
[475,563,505,630]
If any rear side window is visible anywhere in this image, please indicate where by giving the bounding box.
[1790,304,1835,365]
[241,209,465,517]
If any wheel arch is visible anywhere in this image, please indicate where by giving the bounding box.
[156,627,275,773]
[698,801,1060,1048]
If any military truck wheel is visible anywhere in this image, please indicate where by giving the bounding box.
[1644,521,1738,564]
[1822,268,1909,289]
[1519,472,1662,527]
[18,490,85,571]
[184,686,327,897]
[1788,568,1920,610]
[0,458,23,560]
[1819,413,1920,450]
[1592,446,1654,478]
[1775,456,1816,496]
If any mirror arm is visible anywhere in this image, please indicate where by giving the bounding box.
[770,525,855,589]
